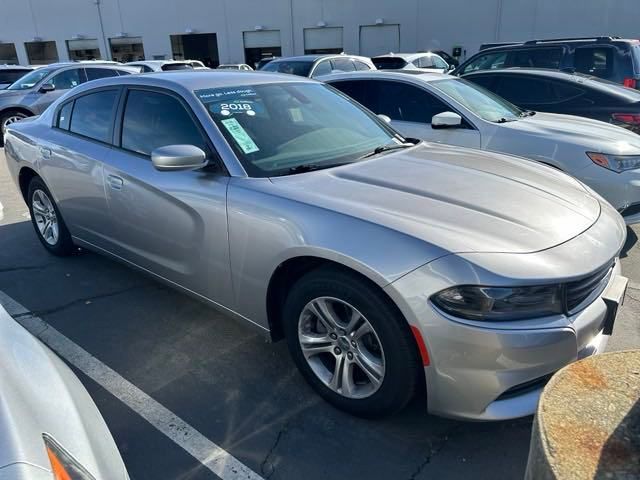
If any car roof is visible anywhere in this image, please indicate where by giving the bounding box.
[68,70,314,94]
[322,70,449,83]
[269,54,369,63]
[0,65,31,70]
[373,53,438,61]
[126,60,190,66]
[464,67,640,99]
[476,37,640,55]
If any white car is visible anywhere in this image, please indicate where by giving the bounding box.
[217,63,253,71]
[185,59,209,69]
[125,60,193,72]
[326,71,640,224]
[372,53,451,73]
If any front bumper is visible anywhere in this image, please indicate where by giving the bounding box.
[385,202,627,421]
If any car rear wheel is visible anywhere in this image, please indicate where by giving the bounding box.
[27,177,75,256]
[0,110,28,145]
[283,267,422,417]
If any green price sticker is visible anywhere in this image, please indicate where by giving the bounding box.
[221,118,259,154]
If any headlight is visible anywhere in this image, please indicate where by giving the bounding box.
[587,152,640,173]
[431,284,563,321]
[43,434,96,480]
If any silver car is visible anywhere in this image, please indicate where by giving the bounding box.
[0,304,128,479]
[4,71,628,420]
[0,62,138,144]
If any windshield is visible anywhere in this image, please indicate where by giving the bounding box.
[7,67,53,90]
[261,61,314,77]
[195,83,397,177]
[432,78,522,122]
[372,57,408,70]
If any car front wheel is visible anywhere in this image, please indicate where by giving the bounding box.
[283,267,423,417]
[0,110,28,145]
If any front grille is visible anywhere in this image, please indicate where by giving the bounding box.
[565,262,614,312]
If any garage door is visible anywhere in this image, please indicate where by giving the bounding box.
[243,30,281,49]
[304,27,343,54]
[359,25,400,57]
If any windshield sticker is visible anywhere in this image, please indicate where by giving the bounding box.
[221,118,259,154]
[211,101,259,116]
[196,87,257,101]
[289,108,303,122]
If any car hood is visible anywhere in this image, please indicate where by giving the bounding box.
[503,112,640,154]
[269,144,601,254]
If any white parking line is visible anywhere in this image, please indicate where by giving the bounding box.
[0,291,264,480]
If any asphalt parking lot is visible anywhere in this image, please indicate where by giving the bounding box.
[1,148,639,480]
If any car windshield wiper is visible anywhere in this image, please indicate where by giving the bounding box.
[495,117,519,123]
[285,162,351,175]
[519,110,537,117]
[358,142,414,159]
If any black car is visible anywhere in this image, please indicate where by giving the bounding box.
[463,68,640,134]
[454,37,640,89]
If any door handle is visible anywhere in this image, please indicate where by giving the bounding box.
[40,147,51,159]
[107,174,124,190]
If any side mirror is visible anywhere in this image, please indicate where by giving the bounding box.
[39,83,55,93]
[151,144,208,171]
[448,64,456,72]
[377,114,392,124]
[432,112,462,129]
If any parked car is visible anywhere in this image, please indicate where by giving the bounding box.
[0,65,32,89]
[372,52,451,73]
[462,68,640,134]
[0,63,137,144]
[217,63,253,71]
[0,303,128,479]
[125,60,194,72]
[454,36,640,88]
[326,71,640,223]
[5,71,628,420]
[256,56,279,70]
[431,50,459,67]
[186,59,209,69]
[260,54,374,78]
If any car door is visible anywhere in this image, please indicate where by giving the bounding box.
[28,67,85,114]
[331,79,481,148]
[102,86,232,303]
[41,87,119,249]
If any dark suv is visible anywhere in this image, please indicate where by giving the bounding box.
[454,37,640,89]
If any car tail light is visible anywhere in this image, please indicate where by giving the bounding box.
[43,434,96,480]
[612,113,640,125]
[623,78,638,89]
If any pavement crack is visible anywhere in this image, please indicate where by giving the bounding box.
[260,423,289,479]
[13,284,154,318]
[407,426,463,480]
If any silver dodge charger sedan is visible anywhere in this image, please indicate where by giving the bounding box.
[4,71,628,420]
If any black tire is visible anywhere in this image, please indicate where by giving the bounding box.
[283,266,422,418]
[27,176,75,256]
[0,110,28,146]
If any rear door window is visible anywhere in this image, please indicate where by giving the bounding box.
[574,47,615,79]
[311,60,332,77]
[330,58,356,73]
[508,48,563,69]
[56,101,73,130]
[353,60,371,71]
[459,52,507,75]
[495,76,555,105]
[85,68,119,81]
[69,89,119,143]
[330,80,374,109]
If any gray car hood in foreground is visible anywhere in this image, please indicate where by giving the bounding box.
[269,144,600,254]
[0,305,127,479]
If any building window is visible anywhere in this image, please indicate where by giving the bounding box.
[67,39,101,61]
[25,41,59,65]
[0,43,19,64]
[243,30,281,69]
[170,33,219,68]
[109,36,145,63]
[304,27,343,55]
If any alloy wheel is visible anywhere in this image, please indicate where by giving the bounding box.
[32,189,59,246]
[297,296,386,399]
[2,113,26,135]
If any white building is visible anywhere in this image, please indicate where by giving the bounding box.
[0,0,639,67]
